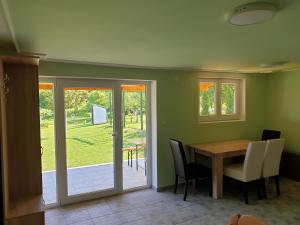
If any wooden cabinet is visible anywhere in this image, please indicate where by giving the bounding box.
[0,56,44,225]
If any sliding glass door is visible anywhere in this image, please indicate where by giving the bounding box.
[56,79,122,204]
[121,84,148,190]
[40,78,151,206]
[39,82,57,205]
[64,87,115,196]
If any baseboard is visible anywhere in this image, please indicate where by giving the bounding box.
[153,179,206,192]
[153,184,174,192]
[280,151,300,181]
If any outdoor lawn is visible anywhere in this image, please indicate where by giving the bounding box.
[41,117,146,172]
[40,87,146,172]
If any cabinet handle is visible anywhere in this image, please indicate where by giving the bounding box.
[2,74,9,98]
[4,73,9,83]
[4,87,9,95]
[41,146,44,156]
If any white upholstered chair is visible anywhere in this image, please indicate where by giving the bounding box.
[261,139,285,198]
[224,141,267,204]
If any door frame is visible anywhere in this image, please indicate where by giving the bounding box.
[39,77,152,206]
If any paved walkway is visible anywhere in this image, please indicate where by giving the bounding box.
[42,160,147,204]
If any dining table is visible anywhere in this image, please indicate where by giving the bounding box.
[187,139,251,199]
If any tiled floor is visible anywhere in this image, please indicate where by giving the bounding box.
[43,160,147,204]
[45,178,300,225]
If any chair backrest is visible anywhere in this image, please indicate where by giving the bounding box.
[242,141,267,182]
[262,139,285,178]
[169,139,187,178]
[261,129,281,140]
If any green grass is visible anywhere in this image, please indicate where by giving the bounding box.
[41,117,146,171]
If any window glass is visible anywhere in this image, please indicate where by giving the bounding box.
[221,83,236,115]
[199,82,216,116]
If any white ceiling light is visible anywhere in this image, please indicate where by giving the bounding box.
[229,2,277,26]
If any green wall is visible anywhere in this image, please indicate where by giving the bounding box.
[266,70,300,155]
[40,61,267,188]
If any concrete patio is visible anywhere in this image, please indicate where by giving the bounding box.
[42,159,147,205]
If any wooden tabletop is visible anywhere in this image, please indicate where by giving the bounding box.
[187,139,251,158]
[131,139,146,146]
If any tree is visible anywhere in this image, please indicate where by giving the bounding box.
[39,90,54,110]
[200,86,215,115]
[122,91,145,129]
[64,90,89,117]
[39,90,54,119]
[221,84,235,114]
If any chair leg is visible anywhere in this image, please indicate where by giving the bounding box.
[243,182,249,204]
[144,150,147,176]
[184,179,188,201]
[136,148,138,170]
[174,175,178,194]
[256,180,262,200]
[208,177,212,197]
[275,175,280,196]
[261,178,267,199]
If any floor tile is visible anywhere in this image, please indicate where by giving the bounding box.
[46,178,300,225]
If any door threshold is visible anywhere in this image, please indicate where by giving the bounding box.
[45,185,151,209]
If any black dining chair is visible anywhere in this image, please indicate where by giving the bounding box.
[169,139,211,201]
[261,129,281,140]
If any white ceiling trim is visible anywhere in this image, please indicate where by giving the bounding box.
[43,57,259,73]
[40,58,300,74]
[0,0,20,53]
[44,58,300,74]
[45,57,260,74]
[45,57,204,72]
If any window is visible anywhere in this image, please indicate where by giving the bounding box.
[199,78,245,122]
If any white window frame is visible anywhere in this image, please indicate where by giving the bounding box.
[199,78,245,123]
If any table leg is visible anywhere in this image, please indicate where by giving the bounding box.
[127,151,129,166]
[144,148,147,176]
[212,155,223,199]
[136,145,138,170]
[130,150,133,167]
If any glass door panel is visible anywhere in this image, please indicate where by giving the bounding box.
[42,78,150,205]
[121,84,147,189]
[63,87,115,196]
[39,82,57,205]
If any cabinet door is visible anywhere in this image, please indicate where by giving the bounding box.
[0,60,10,216]
[3,62,42,199]
[5,212,45,225]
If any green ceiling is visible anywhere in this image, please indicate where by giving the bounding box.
[2,0,300,72]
